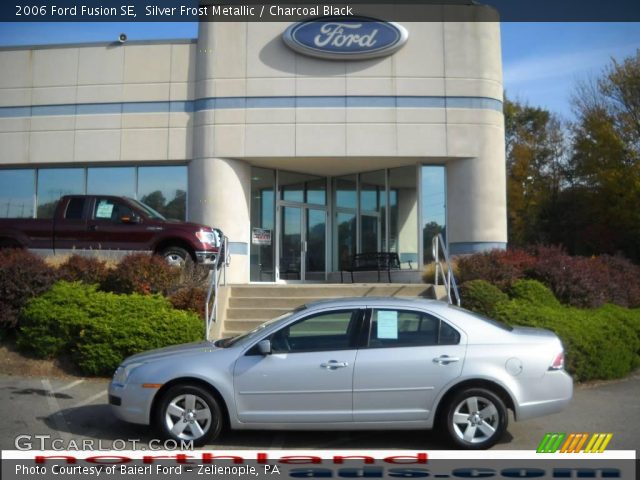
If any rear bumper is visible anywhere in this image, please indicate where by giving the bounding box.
[516,370,573,421]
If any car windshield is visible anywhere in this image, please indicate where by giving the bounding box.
[126,197,166,220]
[214,307,306,348]
[449,305,513,331]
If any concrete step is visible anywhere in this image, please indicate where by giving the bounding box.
[228,296,316,309]
[224,319,268,333]
[226,307,290,320]
[228,284,434,298]
[217,283,439,338]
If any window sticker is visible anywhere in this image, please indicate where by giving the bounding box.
[96,201,114,219]
[376,310,398,339]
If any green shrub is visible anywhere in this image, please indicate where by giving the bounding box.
[101,253,180,296]
[0,248,58,331]
[460,280,508,318]
[57,254,110,285]
[492,282,640,382]
[18,282,203,376]
[508,279,561,307]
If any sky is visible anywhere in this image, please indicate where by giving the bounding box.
[0,21,638,120]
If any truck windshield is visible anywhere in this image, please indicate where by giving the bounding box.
[126,198,166,220]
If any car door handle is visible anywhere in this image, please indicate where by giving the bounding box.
[88,224,99,231]
[433,355,460,365]
[320,360,349,370]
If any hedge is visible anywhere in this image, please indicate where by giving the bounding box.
[462,279,640,382]
[17,281,203,376]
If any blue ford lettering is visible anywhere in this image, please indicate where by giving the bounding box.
[283,18,409,60]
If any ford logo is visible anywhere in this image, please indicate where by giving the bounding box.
[283,17,409,60]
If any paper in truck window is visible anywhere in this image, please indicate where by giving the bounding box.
[376,310,398,339]
[95,201,114,219]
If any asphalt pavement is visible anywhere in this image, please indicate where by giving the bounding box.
[0,371,638,451]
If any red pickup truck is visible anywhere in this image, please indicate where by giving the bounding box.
[0,195,222,267]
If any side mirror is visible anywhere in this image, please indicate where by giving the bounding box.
[257,339,272,355]
[121,214,141,224]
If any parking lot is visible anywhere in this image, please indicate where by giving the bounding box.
[1,372,638,451]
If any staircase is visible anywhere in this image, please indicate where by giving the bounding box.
[211,283,443,339]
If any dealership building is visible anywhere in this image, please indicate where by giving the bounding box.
[0,12,507,284]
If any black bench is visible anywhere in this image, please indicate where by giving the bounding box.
[341,252,401,283]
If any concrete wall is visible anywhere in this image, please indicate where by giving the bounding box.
[0,41,196,165]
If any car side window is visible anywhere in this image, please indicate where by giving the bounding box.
[64,198,85,220]
[270,309,360,354]
[94,198,134,223]
[368,309,460,348]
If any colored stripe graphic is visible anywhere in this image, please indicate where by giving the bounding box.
[584,433,613,453]
[537,432,566,453]
[537,432,613,453]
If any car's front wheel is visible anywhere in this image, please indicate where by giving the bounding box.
[157,384,223,447]
[161,246,192,268]
[444,387,507,449]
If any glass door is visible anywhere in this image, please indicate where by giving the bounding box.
[278,205,327,282]
[280,206,303,281]
[305,208,327,281]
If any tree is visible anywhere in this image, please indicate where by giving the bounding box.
[568,50,640,261]
[504,98,567,247]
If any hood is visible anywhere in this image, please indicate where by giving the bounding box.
[124,341,217,364]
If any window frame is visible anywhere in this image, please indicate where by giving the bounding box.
[247,308,366,355]
[363,308,461,349]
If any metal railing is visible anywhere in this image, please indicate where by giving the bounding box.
[432,234,461,307]
[204,235,230,338]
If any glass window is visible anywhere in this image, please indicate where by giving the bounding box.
[279,171,326,205]
[336,211,356,270]
[0,169,35,218]
[87,167,136,197]
[93,198,134,222]
[421,166,446,263]
[270,310,358,353]
[359,170,386,254]
[389,166,418,269]
[250,167,276,282]
[37,168,85,219]
[369,309,458,348]
[137,166,187,220]
[64,198,86,220]
[334,175,357,209]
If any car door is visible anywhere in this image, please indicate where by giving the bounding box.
[352,307,466,422]
[233,308,363,424]
[88,197,154,250]
[52,197,92,250]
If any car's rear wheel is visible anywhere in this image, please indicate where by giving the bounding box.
[444,387,507,449]
[157,384,223,447]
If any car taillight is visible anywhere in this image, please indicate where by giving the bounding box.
[548,352,564,371]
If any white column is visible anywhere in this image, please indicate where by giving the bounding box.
[188,157,251,284]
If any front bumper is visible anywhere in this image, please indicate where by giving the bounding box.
[108,381,156,425]
[195,250,218,265]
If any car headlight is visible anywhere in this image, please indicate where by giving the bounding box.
[112,362,143,386]
[195,229,218,247]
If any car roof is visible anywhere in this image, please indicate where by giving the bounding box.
[303,296,450,312]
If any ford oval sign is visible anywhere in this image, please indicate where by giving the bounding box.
[283,17,409,60]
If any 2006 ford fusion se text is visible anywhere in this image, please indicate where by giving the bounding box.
[109,297,572,449]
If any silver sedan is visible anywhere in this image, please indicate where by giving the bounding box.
[108,297,572,449]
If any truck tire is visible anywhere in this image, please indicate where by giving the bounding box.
[161,246,192,268]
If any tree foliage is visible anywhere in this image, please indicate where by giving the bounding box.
[505,49,640,262]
